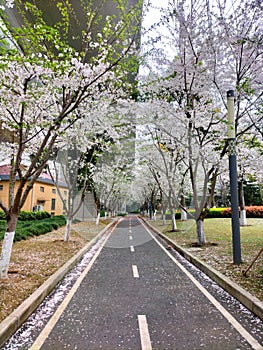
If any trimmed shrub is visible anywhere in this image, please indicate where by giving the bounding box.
[222,206,263,218]
[246,206,263,218]
[175,212,181,220]
[13,232,28,241]
[18,211,51,221]
[207,208,230,218]
[173,207,263,219]
[0,211,6,220]
[48,215,66,226]
[221,208,233,218]
[33,211,51,220]
[0,231,4,241]
[0,210,52,221]
[0,215,66,242]
[18,211,35,221]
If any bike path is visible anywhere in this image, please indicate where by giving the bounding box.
[29,216,262,350]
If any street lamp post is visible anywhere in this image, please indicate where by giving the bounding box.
[227,90,242,264]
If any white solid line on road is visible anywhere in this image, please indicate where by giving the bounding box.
[138,315,152,350]
[132,265,139,278]
[140,219,263,350]
[129,235,133,240]
[130,245,135,252]
[29,223,117,350]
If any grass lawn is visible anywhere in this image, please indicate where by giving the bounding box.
[163,217,262,249]
[149,217,263,301]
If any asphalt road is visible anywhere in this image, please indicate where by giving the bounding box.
[3,216,263,349]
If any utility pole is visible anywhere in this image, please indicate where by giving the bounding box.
[227,90,242,264]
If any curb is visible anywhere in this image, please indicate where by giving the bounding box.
[0,220,116,348]
[144,219,263,321]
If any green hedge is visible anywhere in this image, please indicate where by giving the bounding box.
[172,206,263,219]
[222,206,263,218]
[19,211,51,221]
[0,215,66,242]
[207,208,228,218]
[0,210,51,221]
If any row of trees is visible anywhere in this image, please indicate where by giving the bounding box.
[0,0,262,277]
[131,0,263,245]
[0,0,142,277]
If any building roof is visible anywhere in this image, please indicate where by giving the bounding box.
[0,164,11,174]
[0,164,27,175]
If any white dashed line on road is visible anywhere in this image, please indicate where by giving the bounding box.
[130,245,135,252]
[129,235,133,240]
[138,315,152,350]
[132,265,139,278]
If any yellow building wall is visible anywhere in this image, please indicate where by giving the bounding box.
[0,179,68,216]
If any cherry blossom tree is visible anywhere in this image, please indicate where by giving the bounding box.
[137,91,224,245]
[49,124,116,241]
[138,0,263,245]
[236,135,263,225]
[129,162,158,217]
[92,143,134,221]
[0,0,142,277]
[208,0,263,224]
[139,123,187,228]
[49,101,133,240]
[137,1,225,244]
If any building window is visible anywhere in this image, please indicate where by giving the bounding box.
[64,190,67,196]
[0,185,3,191]
[51,198,56,210]
[52,189,56,194]
[40,186,44,192]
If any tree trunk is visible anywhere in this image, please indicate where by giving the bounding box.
[0,213,18,278]
[180,194,187,221]
[171,209,177,231]
[148,202,152,219]
[96,212,100,225]
[196,219,206,246]
[162,209,166,225]
[238,180,247,226]
[181,209,187,221]
[64,218,72,242]
[240,209,247,226]
[161,202,166,225]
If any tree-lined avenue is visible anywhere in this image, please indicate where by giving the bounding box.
[3,216,262,349]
